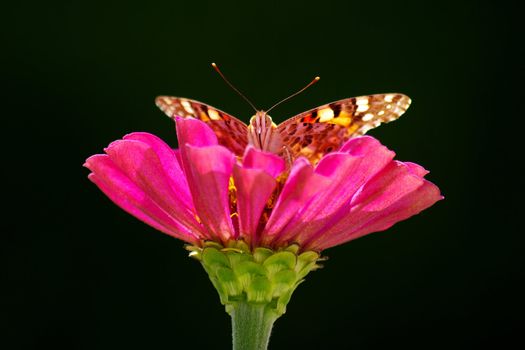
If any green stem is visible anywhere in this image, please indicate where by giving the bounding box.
[231,302,278,350]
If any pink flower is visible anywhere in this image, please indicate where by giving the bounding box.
[84,118,442,251]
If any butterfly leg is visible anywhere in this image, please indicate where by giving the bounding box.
[281,146,294,168]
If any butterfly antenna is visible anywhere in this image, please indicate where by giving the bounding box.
[266,76,320,114]
[211,62,258,112]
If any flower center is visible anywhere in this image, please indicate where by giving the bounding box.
[228,172,289,236]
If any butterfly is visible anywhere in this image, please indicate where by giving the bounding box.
[156,92,411,165]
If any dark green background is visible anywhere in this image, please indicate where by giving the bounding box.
[3,0,521,349]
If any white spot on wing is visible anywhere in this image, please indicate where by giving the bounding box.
[360,125,373,134]
[181,100,195,114]
[384,94,395,103]
[356,97,369,112]
[208,109,220,120]
[357,104,369,112]
[318,107,334,122]
[362,113,374,121]
[356,97,369,105]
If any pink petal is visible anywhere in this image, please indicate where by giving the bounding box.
[348,181,441,238]
[85,155,201,244]
[265,137,396,247]
[122,132,192,208]
[233,165,276,245]
[176,117,218,148]
[101,138,207,236]
[231,147,284,246]
[404,162,430,177]
[269,153,365,246]
[339,135,391,157]
[242,146,285,178]
[173,149,184,169]
[183,144,236,242]
[259,158,332,246]
[102,138,205,234]
[351,161,437,211]
[174,117,236,242]
[303,161,442,250]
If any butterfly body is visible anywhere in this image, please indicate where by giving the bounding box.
[156,93,411,165]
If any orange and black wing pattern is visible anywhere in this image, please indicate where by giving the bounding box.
[277,93,411,164]
[156,96,249,156]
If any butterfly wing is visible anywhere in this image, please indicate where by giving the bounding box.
[156,96,249,156]
[277,93,411,164]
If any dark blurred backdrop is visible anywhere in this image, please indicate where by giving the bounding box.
[2,0,522,349]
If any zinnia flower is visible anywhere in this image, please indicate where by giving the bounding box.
[85,117,442,349]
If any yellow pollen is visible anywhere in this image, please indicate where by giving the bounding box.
[228,177,236,192]
[228,177,238,209]
[266,195,275,209]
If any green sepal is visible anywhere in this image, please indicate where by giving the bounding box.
[263,251,296,277]
[189,240,323,319]
[253,247,273,263]
[202,247,230,271]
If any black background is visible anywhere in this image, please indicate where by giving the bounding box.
[2,1,522,349]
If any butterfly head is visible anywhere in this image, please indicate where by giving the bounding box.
[249,111,277,138]
[249,111,277,131]
[247,111,281,153]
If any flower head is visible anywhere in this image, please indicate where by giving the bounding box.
[85,116,443,341]
[85,118,442,252]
